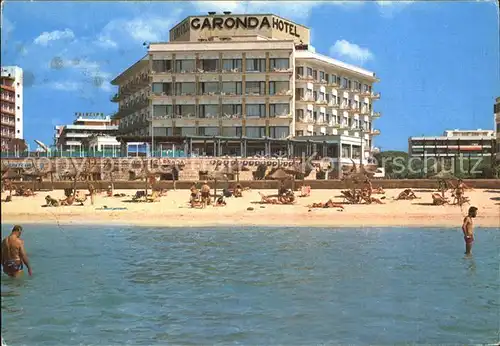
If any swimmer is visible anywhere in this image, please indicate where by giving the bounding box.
[462,206,478,256]
[1,225,32,277]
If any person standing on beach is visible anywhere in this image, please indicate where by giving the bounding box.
[88,183,95,205]
[462,206,478,256]
[1,225,32,277]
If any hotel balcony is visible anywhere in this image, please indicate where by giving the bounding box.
[221,68,242,74]
[245,92,266,98]
[296,116,315,124]
[339,104,351,111]
[269,67,293,75]
[371,111,381,118]
[359,108,371,116]
[296,75,315,82]
[270,90,293,98]
[272,113,293,119]
[1,107,15,116]
[0,95,15,104]
[327,81,339,88]
[112,98,149,120]
[1,119,15,127]
[221,92,242,98]
[120,73,150,95]
[329,102,340,109]
[117,118,150,135]
[296,96,315,104]
[315,99,328,106]
[371,129,381,136]
[313,79,328,86]
[368,92,381,100]
[338,84,350,91]
[348,107,361,114]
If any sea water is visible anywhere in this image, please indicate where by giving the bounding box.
[1,225,499,345]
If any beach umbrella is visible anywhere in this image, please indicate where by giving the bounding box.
[269,168,292,180]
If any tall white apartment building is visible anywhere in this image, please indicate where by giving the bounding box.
[1,66,24,149]
[111,13,381,164]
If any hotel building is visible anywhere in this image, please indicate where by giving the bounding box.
[1,66,24,150]
[54,112,120,153]
[408,129,496,160]
[495,96,500,163]
[111,13,381,166]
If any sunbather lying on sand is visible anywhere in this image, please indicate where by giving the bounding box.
[308,199,344,209]
[395,188,419,200]
[45,195,60,207]
[258,192,282,205]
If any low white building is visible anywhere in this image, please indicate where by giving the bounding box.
[86,135,121,156]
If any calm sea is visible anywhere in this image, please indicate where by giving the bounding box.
[1,225,499,345]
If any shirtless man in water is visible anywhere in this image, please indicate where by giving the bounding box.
[1,225,32,277]
[462,206,478,256]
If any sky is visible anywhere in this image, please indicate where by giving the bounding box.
[1,0,499,151]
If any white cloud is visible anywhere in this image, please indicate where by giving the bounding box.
[96,11,183,49]
[330,40,374,64]
[34,28,75,46]
[48,81,82,91]
[376,1,414,18]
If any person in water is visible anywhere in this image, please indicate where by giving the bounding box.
[1,225,32,277]
[462,206,478,256]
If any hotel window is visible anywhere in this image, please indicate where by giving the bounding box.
[152,60,172,73]
[153,127,168,137]
[330,74,337,84]
[342,144,350,158]
[152,82,172,95]
[200,59,219,72]
[222,126,242,137]
[313,91,317,100]
[270,126,290,139]
[319,92,325,101]
[269,81,290,95]
[313,111,317,122]
[295,109,304,121]
[295,88,304,99]
[153,105,173,117]
[313,70,318,80]
[296,130,304,136]
[269,104,290,117]
[181,127,196,136]
[245,81,266,95]
[221,82,242,95]
[326,94,330,102]
[246,126,266,138]
[200,82,219,95]
[341,77,348,88]
[246,58,266,72]
[175,59,196,73]
[222,59,242,71]
[306,67,313,77]
[270,58,289,70]
[222,104,242,116]
[198,127,219,136]
[246,104,266,118]
[198,105,219,118]
[296,66,304,77]
[319,71,325,81]
[326,113,331,123]
[175,82,196,96]
[174,105,196,117]
[306,109,313,120]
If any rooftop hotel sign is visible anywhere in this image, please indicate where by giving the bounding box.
[170,15,310,44]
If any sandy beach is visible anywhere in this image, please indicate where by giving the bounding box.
[1,188,499,228]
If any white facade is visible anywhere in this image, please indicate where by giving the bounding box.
[54,113,119,151]
[110,13,381,163]
[1,66,23,139]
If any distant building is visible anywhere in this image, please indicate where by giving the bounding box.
[495,96,500,163]
[408,129,496,160]
[1,66,24,150]
[54,112,119,153]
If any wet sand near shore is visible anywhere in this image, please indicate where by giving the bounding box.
[1,188,499,228]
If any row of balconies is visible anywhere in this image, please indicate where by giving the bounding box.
[297,90,381,100]
[119,73,150,97]
[150,113,293,121]
[1,118,16,127]
[112,97,149,119]
[148,89,293,98]
[151,67,293,75]
[1,106,15,115]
